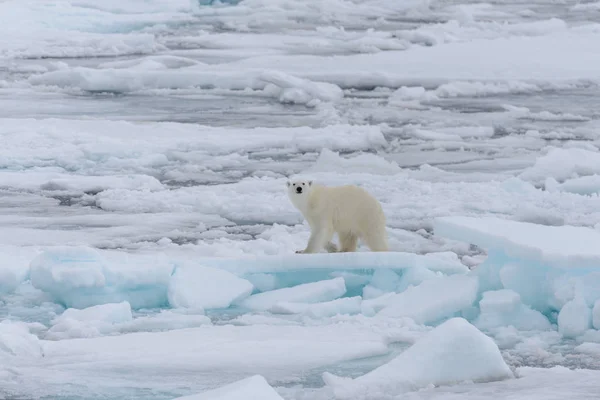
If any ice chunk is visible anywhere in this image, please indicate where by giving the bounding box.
[593,300,600,330]
[245,273,278,293]
[323,318,513,398]
[435,216,600,318]
[546,175,600,196]
[30,246,174,309]
[259,70,343,106]
[519,147,600,185]
[558,296,591,338]
[39,174,164,193]
[368,269,400,292]
[362,269,400,299]
[480,289,522,314]
[59,301,132,324]
[575,342,600,356]
[46,301,133,340]
[239,277,346,311]
[308,148,402,175]
[434,216,600,269]
[269,297,362,318]
[204,251,468,276]
[119,310,211,334]
[395,265,441,293]
[48,306,211,339]
[41,323,389,382]
[0,246,35,294]
[168,265,253,310]
[474,290,551,331]
[373,275,478,325]
[0,321,44,361]
[173,375,283,400]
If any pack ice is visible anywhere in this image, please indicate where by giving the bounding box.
[435,216,600,337]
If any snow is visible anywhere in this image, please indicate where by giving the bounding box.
[173,375,283,400]
[323,318,513,399]
[168,265,253,310]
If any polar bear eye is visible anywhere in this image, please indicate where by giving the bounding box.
[302,183,305,185]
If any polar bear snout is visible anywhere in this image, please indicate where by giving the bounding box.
[296,186,303,194]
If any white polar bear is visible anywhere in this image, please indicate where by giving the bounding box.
[287,179,388,254]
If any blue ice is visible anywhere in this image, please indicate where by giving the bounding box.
[22,217,600,341]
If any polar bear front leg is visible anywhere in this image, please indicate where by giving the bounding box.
[297,223,333,254]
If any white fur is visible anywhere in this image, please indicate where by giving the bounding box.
[287,180,388,254]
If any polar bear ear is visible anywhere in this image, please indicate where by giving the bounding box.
[308,180,313,186]
[286,181,291,187]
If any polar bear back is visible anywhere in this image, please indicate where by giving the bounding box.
[307,184,385,235]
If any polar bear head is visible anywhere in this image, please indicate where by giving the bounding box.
[286,179,313,211]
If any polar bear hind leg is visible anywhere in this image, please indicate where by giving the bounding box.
[362,227,388,252]
[325,241,338,253]
[338,232,358,252]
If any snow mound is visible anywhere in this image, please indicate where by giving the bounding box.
[239,277,346,311]
[369,275,478,324]
[323,318,513,399]
[168,265,253,310]
[173,375,283,400]
[519,147,600,185]
[435,216,600,337]
[30,246,174,309]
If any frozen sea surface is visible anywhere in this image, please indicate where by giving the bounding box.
[2,0,600,399]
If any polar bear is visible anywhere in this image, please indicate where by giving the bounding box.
[287,180,388,254]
